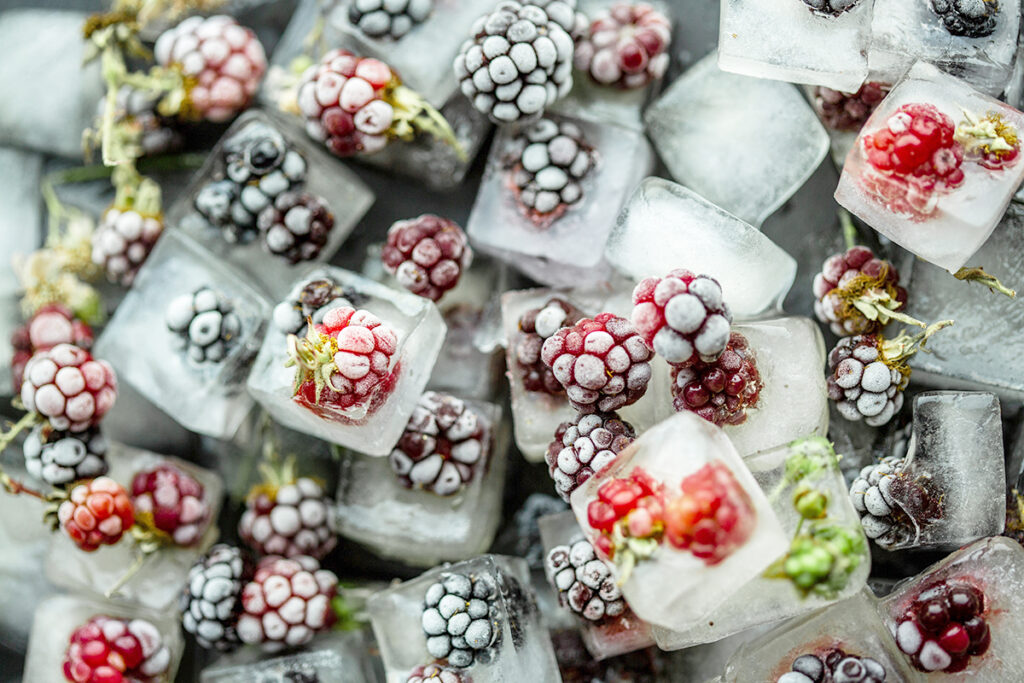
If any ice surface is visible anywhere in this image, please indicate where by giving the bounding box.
[835,62,1024,272]
[569,412,789,632]
[94,231,271,439]
[467,113,653,289]
[246,265,445,456]
[869,0,1020,97]
[367,555,559,683]
[200,632,371,682]
[718,0,873,92]
[46,442,223,611]
[604,177,797,320]
[644,52,829,226]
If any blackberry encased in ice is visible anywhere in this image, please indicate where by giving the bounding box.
[166,286,243,364]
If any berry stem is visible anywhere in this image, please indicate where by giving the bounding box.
[105,525,164,598]
[953,267,1016,299]
[0,412,43,457]
[0,469,52,502]
[386,82,467,161]
[880,319,955,365]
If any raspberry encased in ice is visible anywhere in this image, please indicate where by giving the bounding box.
[131,464,211,547]
[546,411,635,501]
[21,343,117,432]
[573,2,671,89]
[381,215,472,302]
[63,615,171,683]
[514,297,584,395]
[58,476,135,552]
[894,580,991,673]
[670,332,762,427]
[586,467,665,560]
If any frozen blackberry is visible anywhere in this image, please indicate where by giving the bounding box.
[801,0,864,16]
[931,0,999,38]
[181,544,251,651]
[813,246,908,337]
[382,215,472,302]
[348,0,433,39]
[545,537,625,622]
[849,456,944,549]
[512,493,568,569]
[166,286,242,363]
[239,476,338,560]
[257,191,335,264]
[507,118,597,228]
[574,2,672,89]
[23,423,108,486]
[421,571,501,668]
[272,277,354,335]
[779,649,888,683]
[406,663,468,683]
[514,297,585,395]
[546,412,635,501]
[671,331,762,427]
[812,82,890,132]
[92,204,164,286]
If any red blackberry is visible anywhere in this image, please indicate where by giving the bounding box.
[131,464,211,547]
[631,269,732,367]
[541,312,652,413]
[954,109,1021,171]
[92,205,164,286]
[670,331,762,427]
[21,343,117,432]
[894,580,990,672]
[827,334,910,427]
[546,412,635,502]
[931,0,999,38]
[813,246,908,337]
[239,476,337,560]
[513,297,584,395]
[10,303,93,392]
[58,476,135,552]
[812,82,890,132]
[586,468,665,568]
[63,615,171,683]
[256,191,335,264]
[545,537,625,622]
[573,2,671,89]
[381,215,472,302]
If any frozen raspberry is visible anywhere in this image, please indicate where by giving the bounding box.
[23,424,108,486]
[421,571,500,668]
[931,0,999,38]
[631,269,732,367]
[546,412,635,501]
[507,118,596,228]
[154,15,266,122]
[63,615,171,683]
[541,312,652,413]
[131,464,211,547]
[955,109,1021,171]
[812,82,890,132]
[273,277,354,335]
[895,580,990,672]
[96,85,182,157]
[91,206,164,286]
[406,663,469,683]
[663,462,756,565]
[389,392,489,496]
[382,215,472,301]
[238,555,339,652]
[21,343,117,432]
[827,334,908,427]
[671,332,762,427]
[165,286,242,364]
[257,191,335,264]
[574,2,671,89]
[453,0,583,123]
[586,468,665,563]
[800,0,864,15]
[780,649,889,683]
[849,455,944,549]
[813,246,907,337]
[181,544,252,651]
[10,303,93,393]
[58,476,135,552]
[348,0,433,39]
[545,537,626,622]
[240,477,337,560]
[514,297,585,395]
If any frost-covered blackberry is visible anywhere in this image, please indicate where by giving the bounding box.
[166,286,242,363]
[801,0,864,16]
[181,544,250,651]
[931,0,999,38]
[545,537,625,622]
[546,412,634,501]
[421,571,501,667]
[23,424,108,486]
[348,0,433,39]
[272,277,354,335]
[849,455,944,549]
[827,335,907,427]
[512,493,567,569]
[256,191,335,264]
[514,296,585,394]
[92,205,164,286]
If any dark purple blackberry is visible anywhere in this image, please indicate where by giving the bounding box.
[513,493,568,569]
[849,456,944,550]
[257,191,335,264]
[272,277,354,335]
[812,82,890,132]
[779,649,888,683]
[931,0,999,38]
[827,335,906,427]
[545,537,625,623]
[421,572,500,667]
[514,297,584,394]
[181,544,251,651]
[348,0,433,39]
[165,286,242,364]
[546,412,635,501]
[800,0,864,16]
[23,424,108,486]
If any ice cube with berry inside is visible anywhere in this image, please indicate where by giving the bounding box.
[538,509,654,660]
[246,265,445,456]
[868,0,1020,97]
[44,442,223,611]
[718,0,873,92]
[200,642,365,683]
[93,230,271,439]
[880,536,1024,679]
[334,397,507,566]
[834,62,1024,272]
[467,113,653,288]
[166,109,374,297]
[643,52,829,227]
[366,554,560,683]
[569,411,789,632]
[23,593,183,683]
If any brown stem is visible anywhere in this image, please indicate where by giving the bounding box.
[953,267,1016,299]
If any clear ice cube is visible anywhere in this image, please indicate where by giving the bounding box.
[644,52,829,226]
[200,631,373,683]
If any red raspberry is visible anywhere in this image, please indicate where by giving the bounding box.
[586,468,666,554]
[812,82,889,131]
[631,269,732,367]
[237,555,338,651]
[381,215,472,302]
[546,412,635,501]
[670,332,761,427]
[63,615,171,683]
[663,462,756,565]
[813,246,907,336]
[21,343,117,432]
[239,477,337,560]
[11,304,94,392]
[131,464,211,547]
[58,477,135,552]
[541,312,653,413]
[154,15,266,123]
[895,580,990,673]
[92,206,164,286]
[573,2,672,89]
[514,297,585,395]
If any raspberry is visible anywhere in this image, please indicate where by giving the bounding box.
[348,0,433,39]
[57,476,135,552]
[406,663,469,683]
[272,277,354,335]
[21,343,117,432]
[670,332,761,427]
[239,477,337,560]
[255,191,335,264]
[541,312,652,413]
[237,555,339,651]
[573,2,671,89]
[545,412,635,501]
[10,303,93,393]
[782,649,889,683]
[389,392,488,496]
[23,424,108,486]
[381,215,472,301]
[800,0,864,15]
[453,0,583,123]
[545,537,625,622]
[91,206,164,286]
[586,468,665,564]
[931,0,999,38]
[63,615,171,683]
[181,544,251,651]
[812,82,890,132]
[131,464,211,547]
[165,286,242,364]
[813,246,908,336]
[827,335,907,427]
[421,571,500,668]
[154,15,266,123]
[895,580,990,672]
[631,269,732,367]
[663,462,757,565]
[849,455,944,549]
[514,297,585,395]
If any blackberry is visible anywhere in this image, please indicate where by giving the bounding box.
[671,331,762,427]
[827,335,907,427]
[381,215,472,302]
[546,412,635,501]
[812,246,907,337]
[931,0,999,38]
[800,0,864,16]
[895,580,990,672]
[257,191,335,264]
[92,205,164,286]
[512,493,568,569]
[421,571,501,667]
[514,297,585,395]
[849,456,943,549]
[23,423,108,486]
[779,649,888,683]
[98,84,182,156]
[181,544,251,651]
[348,0,433,40]
[545,537,625,622]
[272,277,353,335]
[239,477,338,560]
[574,2,672,89]
[166,286,242,363]
[812,82,889,132]
[406,663,468,683]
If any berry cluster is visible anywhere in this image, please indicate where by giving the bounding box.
[382,215,472,301]
[272,277,352,335]
[514,297,584,395]
[92,206,164,286]
[21,343,117,433]
[813,246,907,337]
[239,477,337,560]
[64,615,171,683]
[930,0,999,38]
[10,303,94,393]
[98,85,182,157]
[849,456,944,549]
[546,411,635,501]
[166,286,242,364]
[23,424,108,486]
[421,571,500,667]
[671,332,762,427]
[131,464,211,547]
[800,0,864,16]
[827,335,907,426]
[58,476,135,552]
[406,663,468,683]
[348,0,433,40]
[573,2,671,89]
[256,192,336,264]
[778,648,888,683]
[545,537,625,623]
[181,544,250,651]
[812,82,889,132]
[894,581,991,672]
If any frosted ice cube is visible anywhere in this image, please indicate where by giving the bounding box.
[569,412,789,632]
[367,554,560,683]
[835,62,1024,272]
[718,0,873,92]
[45,443,223,611]
[604,177,797,320]
[200,633,369,682]
[246,265,445,456]
[644,52,829,226]
[94,230,271,439]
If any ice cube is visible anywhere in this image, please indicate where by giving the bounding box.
[644,52,829,226]
[246,265,445,456]
[367,554,560,682]
[94,230,271,439]
[569,412,789,632]
[718,0,873,92]
[200,631,373,682]
[835,62,1024,272]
